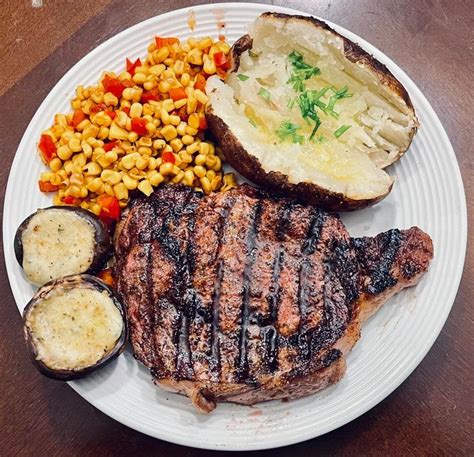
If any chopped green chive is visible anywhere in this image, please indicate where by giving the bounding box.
[276,121,303,144]
[287,51,320,92]
[248,118,257,128]
[237,74,249,81]
[334,124,352,138]
[258,87,271,102]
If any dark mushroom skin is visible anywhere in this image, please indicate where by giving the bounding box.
[14,206,111,282]
[23,274,128,381]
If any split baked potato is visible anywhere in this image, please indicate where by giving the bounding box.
[206,13,418,210]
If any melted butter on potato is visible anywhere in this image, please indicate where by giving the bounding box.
[22,209,96,285]
[26,287,123,371]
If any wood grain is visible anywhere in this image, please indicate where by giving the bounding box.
[0,1,472,455]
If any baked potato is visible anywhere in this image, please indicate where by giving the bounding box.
[206,13,418,211]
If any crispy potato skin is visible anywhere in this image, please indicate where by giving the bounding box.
[256,13,418,161]
[207,112,390,211]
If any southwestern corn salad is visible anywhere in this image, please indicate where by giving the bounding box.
[37,35,237,222]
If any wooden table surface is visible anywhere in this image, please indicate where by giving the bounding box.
[0,1,472,455]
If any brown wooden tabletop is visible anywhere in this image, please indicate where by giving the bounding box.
[0,0,472,455]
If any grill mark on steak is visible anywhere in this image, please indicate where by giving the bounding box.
[217,195,259,383]
[245,199,284,378]
[354,229,402,296]
[237,201,262,381]
[189,192,236,381]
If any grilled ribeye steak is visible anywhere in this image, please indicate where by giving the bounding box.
[114,184,433,412]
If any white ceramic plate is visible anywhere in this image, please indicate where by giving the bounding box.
[3,2,466,451]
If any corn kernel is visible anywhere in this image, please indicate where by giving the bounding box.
[123,174,138,190]
[109,123,128,140]
[186,142,200,154]
[160,108,171,125]
[161,125,178,141]
[148,157,157,170]
[70,173,83,186]
[169,138,183,153]
[146,122,156,135]
[127,131,139,142]
[71,98,82,110]
[154,47,169,63]
[194,89,209,105]
[169,115,181,126]
[158,80,170,93]
[113,182,129,201]
[84,162,102,176]
[101,169,122,185]
[162,99,175,112]
[120,153,138,170]
[159,162,174,176]
[86,178,101,193]
[82,125,100,141]
[49,157,62,172]
[171,170,184,183]
[148,170,164,187]
[186,97,197,115]
[138,179,153,196]
[98,126,109,140]
[153,139,166,150]
[132,72,147,85]
[136,155,149,170]
[57,145,73,161]
[103,92,119,106]
[198,37,213,49]
[178,151,193,164]
[211,156,222,171]
[130,102,143,119]
[176,122,187,137]
[122,88,134,101]
[149,64,165,76]
[194,154,206,166]
[180,73,191,87]
[203,57,216,75]
[188,113,200,130]
[63,160,74,174]
[200,176,212,194]
[194,165,206,178]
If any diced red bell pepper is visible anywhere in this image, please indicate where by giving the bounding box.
[70,109,86,128]
[155,36,180,48]
[98,268,114,286]
[38,180,59,193]
[162,150,176,163]
[194,73,207,92]
[90,102,107,114]
[97,194,120,221]
[168,87,187,101]
[141,89,160,103]
[105,110,117,120]
[199,115,208,130]
[126,57,141,76]
[216,67,228,79]
[38,134,57,163]
[131,118,148,136]
[102,75,126,98]
[213,52,230,69]
[62,196,81,205]
[122,106,130,115]
[103,140,118,152]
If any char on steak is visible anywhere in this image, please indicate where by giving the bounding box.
[114,184,433,412]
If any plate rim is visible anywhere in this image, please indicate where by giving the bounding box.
[3,2,467,451]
